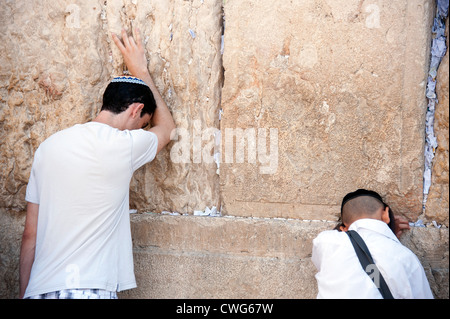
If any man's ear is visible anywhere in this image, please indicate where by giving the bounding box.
[381,206,390,225]
[130,103,144,118]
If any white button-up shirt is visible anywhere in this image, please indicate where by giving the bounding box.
[312,218,434,299]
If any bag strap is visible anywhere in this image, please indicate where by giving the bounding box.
[347,230,394,299]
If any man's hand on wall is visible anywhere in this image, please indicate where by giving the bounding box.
[112,28,149,79]
[394,215,411,239]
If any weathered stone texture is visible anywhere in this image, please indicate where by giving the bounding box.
[0,0,448,300]
[220,0,435,221]
[426,17,449,226]
[123,0,223,214]
[1,211,448,299]
[0,0,222,215]
[0,209,24,299]
[400,226,449,299]
[118,214,449,299]
[121,214,336,298]
[0,0,106,211]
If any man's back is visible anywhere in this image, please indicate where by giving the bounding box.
[312,218,434,299]
[24,122,158,298]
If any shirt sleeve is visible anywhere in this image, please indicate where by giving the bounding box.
[129,130,159,172]
[311,235,324,271]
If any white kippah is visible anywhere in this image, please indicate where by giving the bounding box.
[111,76,149,87]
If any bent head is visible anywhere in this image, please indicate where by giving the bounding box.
[337,189,395,232]
[101,76,156,130]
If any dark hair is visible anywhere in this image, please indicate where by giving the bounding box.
[102,82,156,117]
[336,189,396,232]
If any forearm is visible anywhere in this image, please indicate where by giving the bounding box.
[19,202,38,299]
[19,236,35,298]
[112,29,176,151]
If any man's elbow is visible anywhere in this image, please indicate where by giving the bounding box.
[164,122,176,145]
[21,228,37,245]
[154,122,177,153]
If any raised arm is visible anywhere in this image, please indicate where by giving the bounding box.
[112,28,176,154]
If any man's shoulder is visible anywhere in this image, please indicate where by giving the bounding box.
[42,123,119,143]
[40,124,80,144]
[128,128,158,139]
[314,229,348,245]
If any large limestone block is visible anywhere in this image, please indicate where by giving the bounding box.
[130,213,332,259]
[426,17,449,226]
[122,213,332,298]
[0,0,223,214]
[0,208,25,299]
[400,227,449,299]
[111,0,224,214]
[0,0,106,210]
[119,214,448,299]
[1,209,447,299]
[220,0,434,221]
[122,248,318,298]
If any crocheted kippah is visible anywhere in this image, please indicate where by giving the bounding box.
[111,76,149,87]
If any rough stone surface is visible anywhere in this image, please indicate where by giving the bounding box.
[400,226,449,299]
[426,17,449,226]
[0,0,223,215]
[123,0,223,214]
[0,0,105,211]
[0,209,24,299]
[220,0,435,221]
[1,212,448,299]
[119,214,448,299]
[0,0,448,300]
[127,213,324,298]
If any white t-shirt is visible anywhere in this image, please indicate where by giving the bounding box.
[24,122,158,298]
[312,219,434,299]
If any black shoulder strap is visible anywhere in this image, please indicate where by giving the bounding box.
[347,230,394,299]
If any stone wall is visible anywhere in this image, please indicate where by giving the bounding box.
[118,214,448,299]
[0,0,222,216]
[220,0,435,222]
[0,0,448,299]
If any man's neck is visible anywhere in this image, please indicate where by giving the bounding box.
[92,111,124,130]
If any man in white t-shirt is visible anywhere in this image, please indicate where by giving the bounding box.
[19,28,176,299]
[312,189,434,299]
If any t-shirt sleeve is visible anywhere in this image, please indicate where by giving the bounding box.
[130,130,159,172]
[311,230,341,271]
[25,148,41,204]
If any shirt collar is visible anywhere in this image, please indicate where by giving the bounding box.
[349,218,399,243]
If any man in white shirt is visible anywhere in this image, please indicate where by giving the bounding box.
[312,189,434,299]
[19,29,176,299]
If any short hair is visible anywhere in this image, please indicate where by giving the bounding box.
[337,189,396,231]
[341,196,385,225]
[101,81,156,117]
